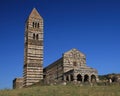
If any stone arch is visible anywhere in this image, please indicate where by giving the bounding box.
[84,74,89,82]
[91,74,96,83]
[77,74,82,82]
[70,74,74,81]
[66,75,69,81]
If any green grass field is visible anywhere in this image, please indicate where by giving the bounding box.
[0,85,120,96]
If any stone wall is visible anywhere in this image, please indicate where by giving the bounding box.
[13,78,23,89]
[43,58,63,84]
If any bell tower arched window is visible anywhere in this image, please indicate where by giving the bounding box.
[32,22,34,28]
[33,33,35,39]
[33,22,40,28]
[38,23,39,28]
[35,23,37,28]
[36,34,39,40]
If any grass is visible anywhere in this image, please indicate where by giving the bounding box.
[0,85,120,96]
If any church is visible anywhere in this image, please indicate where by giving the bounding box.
[13,8,98,89]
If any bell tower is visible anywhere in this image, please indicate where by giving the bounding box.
[23,8,43,87]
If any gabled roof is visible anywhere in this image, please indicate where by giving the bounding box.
[63,48,85,57]
[28,8,43,19]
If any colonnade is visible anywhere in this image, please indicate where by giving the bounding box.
[64,74,96,83]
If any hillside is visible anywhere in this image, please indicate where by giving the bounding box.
[99,73,120,82]
[0,85,120,96]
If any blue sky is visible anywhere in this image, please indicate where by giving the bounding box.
[0,0,120,89]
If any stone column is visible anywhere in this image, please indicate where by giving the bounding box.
[89,75,91,83]
[63,75,66,81]
[73,74,77,84]
[74,75,77,82]
[82,75,84,83]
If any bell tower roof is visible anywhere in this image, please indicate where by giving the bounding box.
[28,8,42,19]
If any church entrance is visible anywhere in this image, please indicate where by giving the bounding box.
[84,74,89,82]
[77,74,82,82]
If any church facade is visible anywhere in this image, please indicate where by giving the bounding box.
[13,8,98,89]
[43,48,98,84]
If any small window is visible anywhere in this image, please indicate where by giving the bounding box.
[33,34,35,39]
[38,23,39,28]
[73,61,77,66]
[32,22,34,28]
[36,34,39,40]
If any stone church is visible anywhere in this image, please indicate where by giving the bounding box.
[13,8,98,89]
[43,48,98,85]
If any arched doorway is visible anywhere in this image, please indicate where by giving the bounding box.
[70,74,74,81]
[84,74,89,82]
[91,75,96,83]
[66,75,69,81]
[77,74,82,82]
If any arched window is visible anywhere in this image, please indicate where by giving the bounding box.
[33,33,35,39]
[36,34,39,40]
[35,23,37,28]
[38,23,39,28]
[32,22,34,28]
